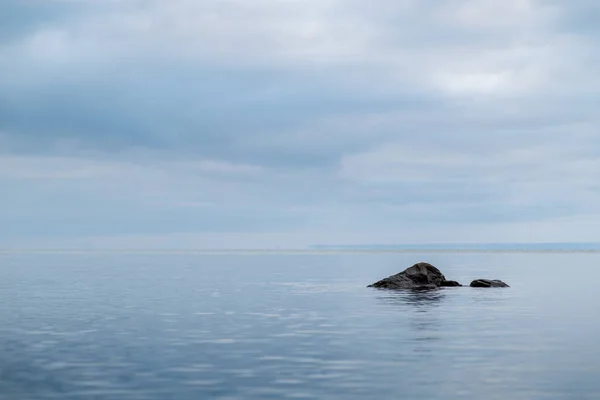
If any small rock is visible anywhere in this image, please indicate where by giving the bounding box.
[440,280,462,287]
[470,279,509,288]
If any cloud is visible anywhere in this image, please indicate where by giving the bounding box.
[1,0,600,248]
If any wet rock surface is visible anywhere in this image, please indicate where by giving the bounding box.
[369,263,509,290]
[440,280,462,287]
[470,279,510,288]
[368,262,454,290]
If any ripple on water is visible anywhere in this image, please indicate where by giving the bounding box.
[2,252,600,400]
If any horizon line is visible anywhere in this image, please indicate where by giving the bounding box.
[2,248,600,255]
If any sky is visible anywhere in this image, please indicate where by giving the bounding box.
[1,0,600,249]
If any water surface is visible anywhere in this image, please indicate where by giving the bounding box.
[1,252,599,399]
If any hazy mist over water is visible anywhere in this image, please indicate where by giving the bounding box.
[2,252,600,399]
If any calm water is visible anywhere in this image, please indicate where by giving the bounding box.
[1,252,600,399]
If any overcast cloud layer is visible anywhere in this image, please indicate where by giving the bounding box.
[1,0,600,249]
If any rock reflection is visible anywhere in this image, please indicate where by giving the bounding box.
[404,289,445,308]
[376,289,445,353]
[376,288,446,309]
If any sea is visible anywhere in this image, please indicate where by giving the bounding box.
[1,250,600,399]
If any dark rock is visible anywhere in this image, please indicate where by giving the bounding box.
[368,263,510,290]
[440,280,462,287]
[368,262,447,290]
[470,279,509,288]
